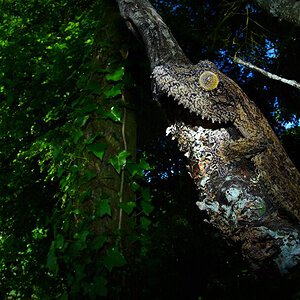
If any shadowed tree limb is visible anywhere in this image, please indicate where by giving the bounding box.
[255,0,300,27]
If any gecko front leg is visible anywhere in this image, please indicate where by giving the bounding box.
[218,132,271,163]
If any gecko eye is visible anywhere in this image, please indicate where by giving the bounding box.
[199,71,219,91]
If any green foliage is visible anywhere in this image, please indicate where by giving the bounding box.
[4,0,299,299]
[87,142,107,160]
[97,197,112,217]
[103,247,127,271]
[105,67,125,82]
[109,150,131,174]
[0,0,153,298]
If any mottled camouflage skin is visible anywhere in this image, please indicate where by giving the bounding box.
[167,122,300,272]
[153,60,300,221]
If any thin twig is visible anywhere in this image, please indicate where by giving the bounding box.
[233,56,300,90]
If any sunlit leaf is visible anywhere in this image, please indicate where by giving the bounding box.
[104,84,122,98]
[108,106,122,122]
[109,150,130,173]
[97,106,122,122]
[105,67,124,81]
[84,38,94,45]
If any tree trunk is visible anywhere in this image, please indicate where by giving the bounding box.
[86,7,135,238]
[116,0,300,273]
[255,0,300,26]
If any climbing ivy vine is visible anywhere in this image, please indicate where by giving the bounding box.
[0,0,153,298]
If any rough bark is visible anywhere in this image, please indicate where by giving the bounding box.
[116,0,190,69]
[116,0,300,273]
[255,0,300,26]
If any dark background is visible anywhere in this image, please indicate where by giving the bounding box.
[128,0,300,299]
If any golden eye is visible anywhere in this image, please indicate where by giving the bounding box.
[199,71,219,91]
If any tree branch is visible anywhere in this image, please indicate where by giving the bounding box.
[233,56,300,90]
[255,0,300,27]
[116,0,190,69]
[116,0,300,273]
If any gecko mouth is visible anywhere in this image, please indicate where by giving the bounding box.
[158,93,233,130]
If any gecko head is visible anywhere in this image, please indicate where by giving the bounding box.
[152,60,236,124]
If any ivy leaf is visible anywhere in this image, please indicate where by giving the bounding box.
[126,163,139,176]
[131,181,140,192]
[53,147,63,162]
[86,79,102,94]
[84,38,94,45]
[87,143,107,160]
[78,102,97,114]
[57,292,68,300]
[96,198,111,217]
[104,84,122,98]
[140,217,151,230]
[76,97,98,114]
[138,158,152,171]
[57,165,64,178]
[108,106,122,122]
[74,230,89,245]
[127,159,152,176]
[72,128,84,144]
[74,115,89,127]
[119,201,136,215]
[83,169,97,181]
[47,242,58,275]
[141,188,152,201]
[97,106,122,122]
[69,230,89,258]
[103,247,126,271]
[105,67,124,81]
[141,200,154,216]
[109,150,130,174]
[84,134,98,145]
[74,264,85,283]
[93,276,108,296]
[92,235,107,250]
[55,234,65,251]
